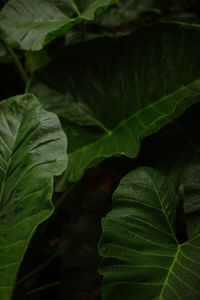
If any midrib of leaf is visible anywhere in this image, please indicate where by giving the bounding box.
[30,83,111,134]
[154,168,200,300]
[157,231,200,299]
[71,0,81,16]
[63,95,111,134]
[150,170,182,300]
[182,232,200,246]
[159,245,181,300]
[150,177,178,243]
[68,79,200,157]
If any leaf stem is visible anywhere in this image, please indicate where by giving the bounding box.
[17,252,59,285]
[26,281,60,295]
[158,246,180,299]
[2,42,28,84]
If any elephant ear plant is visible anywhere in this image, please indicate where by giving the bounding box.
[0,0,118,51]
[98,167,200,299]
[1,0,200,299]
[28,22,200,191]
[0,94,67,299]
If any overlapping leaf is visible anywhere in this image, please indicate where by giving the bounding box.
[25,49,51,73]
[164,112,200,239]
[0,0,118,51]
[97,0,168,27]
[168,134,200,239]
[28,22,200,191]
[0,94,67,300]
[98,167,200,299]
[180,164,200,240]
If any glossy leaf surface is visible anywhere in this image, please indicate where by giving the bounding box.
[0,94,67,299]
[99,167,200,300]
[0,0,117,50]
[28,22,200,190]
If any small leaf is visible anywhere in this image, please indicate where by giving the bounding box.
[0,94,67,300]
[98,167,200,300]
[25,50,51,73]
[97,0,167,28]
[28,22,200,190]
[0,0,118,51]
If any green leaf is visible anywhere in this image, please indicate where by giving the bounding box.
[98,167,200,300]
[0,94,67,300]
[96,0,166,28]
[25,50,51,73]
[28,22,200,191]
[180,164,200,239]
[0,0,118,51]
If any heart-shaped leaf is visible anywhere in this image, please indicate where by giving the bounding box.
[0,94,67,300]
[98,167,200,300]
[28,22,200,191]
[0,0,117,51]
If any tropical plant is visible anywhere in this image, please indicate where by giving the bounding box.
[0,0,200,299]
[0,94,67,300]
[98,167,200,299]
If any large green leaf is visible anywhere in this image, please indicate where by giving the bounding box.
[0,94,67,300]
[0,0,118,51]
[28,22,200,191]
[98,167,200,299]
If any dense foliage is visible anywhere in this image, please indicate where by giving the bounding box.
[0,0,200,299]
